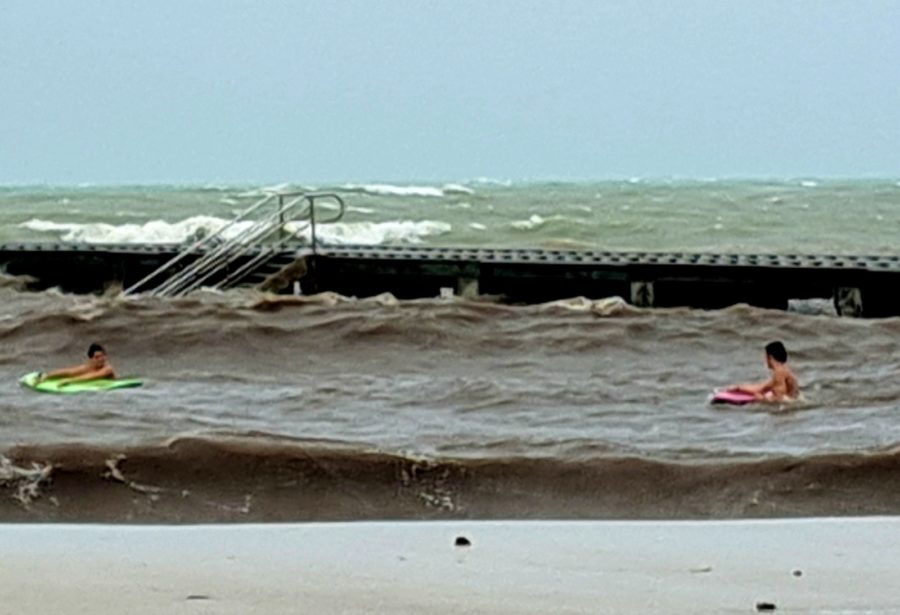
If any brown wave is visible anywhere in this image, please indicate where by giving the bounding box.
[0,273,38,292]
[3,288,900,469]
[3,437,900,523]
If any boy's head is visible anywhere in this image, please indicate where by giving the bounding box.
[87,343,107,367]
[765,341,788,367]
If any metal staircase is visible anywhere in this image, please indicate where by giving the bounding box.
[123,191,345,297]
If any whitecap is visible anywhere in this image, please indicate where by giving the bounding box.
[235,183,310,198]
[510,214,546,230]
[21,216,452,246]
[468,177,512,187]
[344,184,446,198]
[800,180,818,187]
[20,216,254,244]
[469,223,487,231]
[260,182,292,193]
[287,220,451,245]
[442,183,475,195]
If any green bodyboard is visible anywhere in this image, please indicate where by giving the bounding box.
[19,371,143,394]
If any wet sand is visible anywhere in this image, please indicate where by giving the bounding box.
[2,518,898,614]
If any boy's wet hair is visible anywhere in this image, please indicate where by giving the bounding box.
[765,341,788,363]
[87,343,106,358]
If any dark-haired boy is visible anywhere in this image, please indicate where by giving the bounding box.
[728,341,799,402]
[36,343,116,386]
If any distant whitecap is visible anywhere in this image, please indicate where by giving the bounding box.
[345,184,446,198]
[511,215,546,230]
[442,183,475,195]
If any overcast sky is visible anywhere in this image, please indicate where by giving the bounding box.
[1,0,898,183]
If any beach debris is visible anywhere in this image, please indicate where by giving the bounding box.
[454,536,471,548]
[755,602,776,612]
[185,595,210,601]
[792,569,803,577]
[689,565,712,574]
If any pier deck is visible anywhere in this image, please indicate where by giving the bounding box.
[2,242,899,316]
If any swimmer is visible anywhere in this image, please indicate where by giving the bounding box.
[728,341,799,402]
[36,343,116,386]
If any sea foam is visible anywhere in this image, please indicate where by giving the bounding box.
[20,217,450,246]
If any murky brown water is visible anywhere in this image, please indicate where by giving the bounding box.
[2,283,899,521]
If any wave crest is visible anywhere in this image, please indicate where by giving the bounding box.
[4,438,900,522]
[20,217,451,246]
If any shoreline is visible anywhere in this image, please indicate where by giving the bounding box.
[2,518,899,614]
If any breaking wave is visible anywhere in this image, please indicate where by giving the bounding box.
[2,437,900,522]
[341,183,474,198]
[20,217,451,245]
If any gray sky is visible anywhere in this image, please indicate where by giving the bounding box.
[1,0,898,183]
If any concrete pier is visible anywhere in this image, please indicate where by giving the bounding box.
[3,242,900,317]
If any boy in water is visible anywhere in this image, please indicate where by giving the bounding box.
[729,341,799,402]
[37,343,116,386]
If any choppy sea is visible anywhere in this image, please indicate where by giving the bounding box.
[1,179,899,522]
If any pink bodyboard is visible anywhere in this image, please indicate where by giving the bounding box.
[710,390,757,405]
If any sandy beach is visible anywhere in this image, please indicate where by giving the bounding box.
[1,518,898,614]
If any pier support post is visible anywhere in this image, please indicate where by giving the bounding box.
[256,256,310,294]
[630,281,655,308]
[456,277,479,299]
[834,287,863,317]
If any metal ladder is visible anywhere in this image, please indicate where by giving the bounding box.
[123,191,345,297]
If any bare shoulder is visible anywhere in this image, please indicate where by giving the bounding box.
[783,366,800,395]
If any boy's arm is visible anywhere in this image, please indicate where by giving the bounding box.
[730,379,773,396]
[39,364,89,382]
[58,366,114,386]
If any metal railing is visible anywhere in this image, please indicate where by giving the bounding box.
[123,191,345,297]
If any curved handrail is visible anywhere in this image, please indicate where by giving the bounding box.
[306,193,346,253]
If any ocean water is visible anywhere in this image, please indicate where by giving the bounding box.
[1,180,900,522]
[2,179,900,252]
